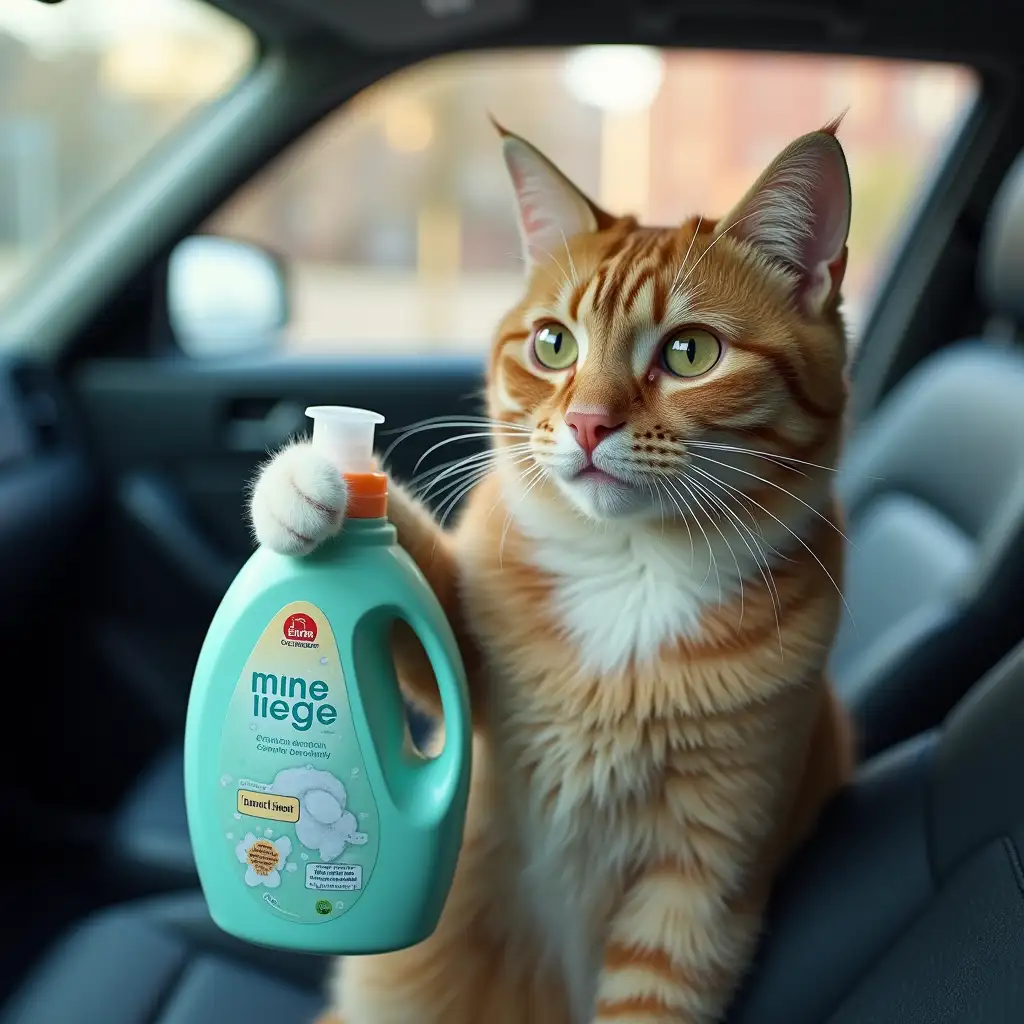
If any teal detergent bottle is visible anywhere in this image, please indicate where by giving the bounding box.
[185,406,471,954]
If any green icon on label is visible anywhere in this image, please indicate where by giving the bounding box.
[315,899,332,916]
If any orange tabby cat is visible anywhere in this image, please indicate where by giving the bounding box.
[252,119,854,1024]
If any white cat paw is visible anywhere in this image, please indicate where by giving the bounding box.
[249,442,347,555]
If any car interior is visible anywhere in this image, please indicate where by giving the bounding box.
[2,0,1024,1021]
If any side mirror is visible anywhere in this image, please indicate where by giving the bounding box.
[167,236,289,357]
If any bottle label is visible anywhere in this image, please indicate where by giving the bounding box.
[218,600,379,924]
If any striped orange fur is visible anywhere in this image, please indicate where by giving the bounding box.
[321,121,854,1024]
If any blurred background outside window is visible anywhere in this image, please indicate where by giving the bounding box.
[0,0,976,354]
[0,0,253,303]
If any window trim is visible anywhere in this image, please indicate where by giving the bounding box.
[849,65,1012,422]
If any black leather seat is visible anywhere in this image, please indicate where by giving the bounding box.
[0,893,327,1024]
[829,339,1024,758]
[824,146,1024,758]
[8,639,1024,1023]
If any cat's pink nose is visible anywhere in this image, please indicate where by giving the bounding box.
[564,406,626,456]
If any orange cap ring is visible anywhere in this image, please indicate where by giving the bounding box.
[344,471,388,519]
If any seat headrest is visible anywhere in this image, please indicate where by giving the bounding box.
[980,151,1024,322]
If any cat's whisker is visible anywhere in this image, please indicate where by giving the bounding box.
[686,450,854,548]
[429,449,536,524]
[686,475,745,627]
[559,228,580,288]
[699,478,784,614]
[425,448,531,524]
[649,479,664,536]
[653,474,695,554]
[428,462,492,519]
[662,476,716,591]
[484,455,541,526]
[685,439,838,475]
[669,214,704,298]
[679,210,761,289]
[652,476,695,569]
[688,443,809,478]
[698,480,785,657]
[402,427,533,451]
[511,247,572,293]
[687,466,790,563]
[381,415,530,438]
[380,418,530,464]
[422,461,496,512]
[412,432,531,475]
[686,473,787,652]
[499,464,548,570]
[702,472,767,540]
[640,476,667,538]
[528,242,576,296]
[412,444,508,483]
[435,484,476,531]
[675,478,724,605]
[412,444,533,497]
[684,481,732,605]
[435,464,497,531]
[681,466,856,631]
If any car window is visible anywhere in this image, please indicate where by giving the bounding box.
[199,49,976,358]
[197,49,976,358]
[0,0,254,305]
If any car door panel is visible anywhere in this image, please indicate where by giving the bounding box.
[0,358,94,614]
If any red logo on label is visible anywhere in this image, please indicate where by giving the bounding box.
[283,613,317,642]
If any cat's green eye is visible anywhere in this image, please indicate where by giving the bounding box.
[532,323,578,371]
[662,329,722,378]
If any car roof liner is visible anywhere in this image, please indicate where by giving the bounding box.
[209,0,1018,67]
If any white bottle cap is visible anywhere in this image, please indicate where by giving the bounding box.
[305,406,385,476]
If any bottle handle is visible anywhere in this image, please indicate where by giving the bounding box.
[393,592,471,825]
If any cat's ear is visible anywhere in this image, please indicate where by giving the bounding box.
[493,117,607,267]
[714,119,851,315]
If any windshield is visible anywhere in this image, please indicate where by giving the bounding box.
[0,0,254,305]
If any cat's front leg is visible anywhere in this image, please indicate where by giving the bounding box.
[591,858,768,1024]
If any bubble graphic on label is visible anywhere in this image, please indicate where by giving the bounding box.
[300,853,308,861]
[220,774,232,787]
[359,812,368,819]
[335,900,346,910]
[320,657,329,665]
[249,723,257,732]
[233,812,242,820]
[286,863,298,873]
[351,768,360,778]
[226,832,233,839]
[264,828,273,837]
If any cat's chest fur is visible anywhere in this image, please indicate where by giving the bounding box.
[517,511,737,675]
[493,522,718,1015]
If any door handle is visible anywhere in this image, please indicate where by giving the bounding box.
[224,399,308,453]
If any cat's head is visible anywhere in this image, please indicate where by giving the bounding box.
[486,120,851,526]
